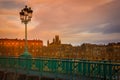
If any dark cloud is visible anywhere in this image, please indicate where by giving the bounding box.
[87,0,120,34]
[104,23,120,33]
[45,0,120,35]
[89,23,120,34]
[91,39,120,45]
[0,1,24,9]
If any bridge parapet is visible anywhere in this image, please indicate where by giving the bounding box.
[0,56,119,80]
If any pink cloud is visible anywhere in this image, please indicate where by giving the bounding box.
[0,0,119,45]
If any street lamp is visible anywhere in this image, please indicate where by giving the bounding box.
[19,5,33,58]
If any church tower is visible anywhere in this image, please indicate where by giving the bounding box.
[47,40,49,46]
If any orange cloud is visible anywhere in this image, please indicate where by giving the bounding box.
[0,0,119,45]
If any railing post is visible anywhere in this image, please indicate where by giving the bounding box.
[88,62,90,77]
[109,63,112,80]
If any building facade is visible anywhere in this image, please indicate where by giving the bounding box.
[0,38,43,57]
[0,36,120,61]
[41,35,120,61]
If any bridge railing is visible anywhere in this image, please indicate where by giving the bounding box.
[0,56,119,80]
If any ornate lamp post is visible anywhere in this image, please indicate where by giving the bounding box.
[19,5,33,58]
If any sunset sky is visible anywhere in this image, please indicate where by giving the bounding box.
[0,0,120,45]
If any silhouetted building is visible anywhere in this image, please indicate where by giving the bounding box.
[47,35,61,46]
[43,35,72,58]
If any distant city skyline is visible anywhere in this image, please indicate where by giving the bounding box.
[0,0,120,45]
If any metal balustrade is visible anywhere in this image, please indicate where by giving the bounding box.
[0,56,119,80]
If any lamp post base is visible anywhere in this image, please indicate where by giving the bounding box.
[20,51,32,58]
